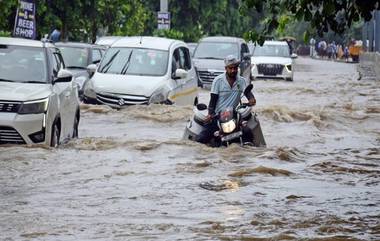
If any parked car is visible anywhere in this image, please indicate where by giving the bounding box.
[192,36,251,88]
[250,40,297,81]
[55,42,106,99]
[95,36,124,48]
[0,37,80,147]
[84,36,198,107]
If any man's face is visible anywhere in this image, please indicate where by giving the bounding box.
[225,64,238,79]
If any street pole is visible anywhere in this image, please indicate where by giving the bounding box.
[160,0,168,12]
[375,10,380,52]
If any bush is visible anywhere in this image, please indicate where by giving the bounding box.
[153,29,184,41]
[0,31,11,37]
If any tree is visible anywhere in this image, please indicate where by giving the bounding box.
[241,0,380,44]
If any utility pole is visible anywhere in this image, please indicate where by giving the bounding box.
[160,0,168,12]
[375,10,380,52]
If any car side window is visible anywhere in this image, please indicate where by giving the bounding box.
[92,49,102,64]
[172,48,180,74]
[179,47,192,70]
[50,48,64,77]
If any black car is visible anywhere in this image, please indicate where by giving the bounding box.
[192,36,251,88]
[55,42,106,99]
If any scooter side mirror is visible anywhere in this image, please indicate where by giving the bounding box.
[245,84,253,93]
[196,103,207,110]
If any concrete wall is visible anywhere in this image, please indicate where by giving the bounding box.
[360,52,380,80]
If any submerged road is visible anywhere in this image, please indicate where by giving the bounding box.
[1,57,379,240]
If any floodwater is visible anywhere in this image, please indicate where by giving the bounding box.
[1,57,379,241]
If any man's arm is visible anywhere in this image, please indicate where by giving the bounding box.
[244,87,256,106]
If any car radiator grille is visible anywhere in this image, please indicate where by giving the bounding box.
[0,101,21,113]
[0,126,25,144]
[257,64,284,75]
[97,92,149,107]
[197,70,224,84]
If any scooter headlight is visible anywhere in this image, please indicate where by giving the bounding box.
[221,120,236,134]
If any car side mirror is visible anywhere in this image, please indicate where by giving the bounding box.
[87,64,97,76]
[55,69,73,83]
[245,84,253,93]
[173,68,188,80]
[291,53,298,59]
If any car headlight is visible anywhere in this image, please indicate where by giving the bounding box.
[285,64,292,72]
[74,76,88,90]
[18,98,49,114]
[83,80,96,99]
[149,86,169,104]
[221,120,236,134]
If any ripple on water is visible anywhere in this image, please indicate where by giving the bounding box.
[258,105,327,128]
[228,165,293,177]
[122,104,193,122]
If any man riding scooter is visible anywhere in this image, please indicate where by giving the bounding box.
[196,55,256,145]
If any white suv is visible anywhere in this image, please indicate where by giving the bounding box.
[250,40,297,81]
[0,37,80,147]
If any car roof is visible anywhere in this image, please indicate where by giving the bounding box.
[112,36,181,50]
[0,37,54,48]
[55,41,102,48]
[199,36,244,43]
[263,40,289,46]
[95,36,124,46]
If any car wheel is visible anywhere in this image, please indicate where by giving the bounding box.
[50,122,60,147]
[286,77,293,82]
[72,116,79,138]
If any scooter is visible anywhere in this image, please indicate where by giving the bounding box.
[183,86,266,147]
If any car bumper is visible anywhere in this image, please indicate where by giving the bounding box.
[0,112,47,145]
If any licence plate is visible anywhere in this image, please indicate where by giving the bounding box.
[221,131,242,142]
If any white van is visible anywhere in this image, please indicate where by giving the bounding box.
[0,37,80,147]
[84,36,198,107]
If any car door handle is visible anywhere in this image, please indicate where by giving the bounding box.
[64,91,71,98]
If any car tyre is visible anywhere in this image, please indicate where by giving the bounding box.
[72,116,79,138]
[286,77,293,82]
[50,122,60,147]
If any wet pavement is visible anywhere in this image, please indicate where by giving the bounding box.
[0,57,379,240]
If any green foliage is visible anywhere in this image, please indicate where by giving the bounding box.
[241,0,380,44]
[153,29,184,40]
[0,31,12,37]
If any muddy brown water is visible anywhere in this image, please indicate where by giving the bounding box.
[1,57,379,240]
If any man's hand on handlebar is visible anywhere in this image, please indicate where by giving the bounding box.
[248,97,256,106]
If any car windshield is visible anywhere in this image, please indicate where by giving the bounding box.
[253,44,290,57]
[58,46,89,68]
[98,47,168,76]
[193,42,239,59]
[0,45,47,83]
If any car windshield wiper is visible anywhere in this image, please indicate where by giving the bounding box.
[22,81,46,84]
[99,50,120,73]
[0,78,16,82]
[66,66,87,69]
[197,57,223,60]
[120,50,133,75]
